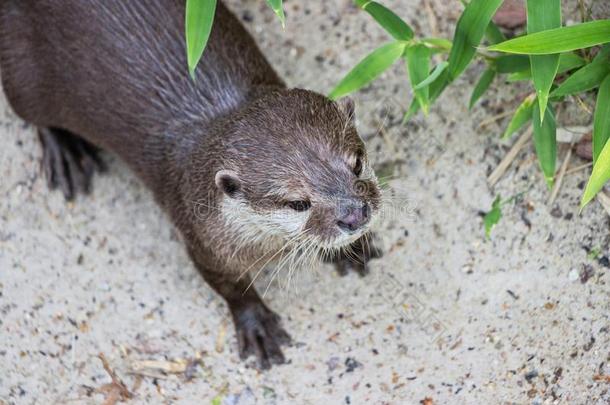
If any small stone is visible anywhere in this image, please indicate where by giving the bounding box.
[568,269,579,282]
[524,370,538,382]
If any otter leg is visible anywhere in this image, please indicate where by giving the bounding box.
[196,266,291,370]
[38,127,105,200]
[327,234,383,277]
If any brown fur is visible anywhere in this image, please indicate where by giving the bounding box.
[0,0,381,369]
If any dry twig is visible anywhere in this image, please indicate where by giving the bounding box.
[596,191,610,217]
[477,110,514,130]
[488,126,533,186]
[565,162,593,176]
[423,0,439,38]
[97,353,133,405]
[548,146,573,205]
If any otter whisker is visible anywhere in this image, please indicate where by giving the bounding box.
[284,237,311,293]
[363,232,373,259]
[238,232,294,281]
[240,231,305,292]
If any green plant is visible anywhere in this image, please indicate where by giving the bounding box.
[185,0,217,78]
[185,0,284,77]
[328,1,610,210]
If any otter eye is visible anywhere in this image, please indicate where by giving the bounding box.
[286,200,311,212]
[353,156,363,176]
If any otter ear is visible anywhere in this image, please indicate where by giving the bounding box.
[337,97,355,122]
[215,170,241,198]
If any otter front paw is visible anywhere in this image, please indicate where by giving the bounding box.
[231,302,291,370]
[330,234,382,277]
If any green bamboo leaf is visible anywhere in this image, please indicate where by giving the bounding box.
[532,103,557,188]
[581,137,610,209]
[557,52,587,72]
[531,51,560,119]
[551,45,610,98]
[486,21,506,45]
[469,68,495,109]
[265,0,285,27]
[527,0,561,121]
[447,0,504,80]
[494,55,530,73]
[413,62,449,90]
[329,42,407,100]
[406,44,431,114]
[422,38,452,51]
[506,70,530,82]
[487,20,610,55]
[593,74,610,162]
[356,1,414,40]
[185,0,217,78]
[503,94,535,139]
[484,195,502,239]
[507,52,585,81]
[403,69,449,122]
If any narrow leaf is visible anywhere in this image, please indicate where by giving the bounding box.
[551,45,610,98]
[494,55,530,73]
[403,69,449,122]
[486,21,506,45]
[504,52,584,81]
[581,137,610,208]
[357,1,414,40]
[185,0,218,78]
[265,0,285,27]
[422,37,452,51]
[506,70,531,82]
[487,20,610,55]
[593,74,610,161]
[503,94,535,139]
[527,0,561,121]
[532,103,557,188]
[329,42,407,100]
[406,44,431,114]
[484,195,502,239]
[413,62,449,90]
[447,0,504,80]
[469,68,496,109]
[557,52,586,73]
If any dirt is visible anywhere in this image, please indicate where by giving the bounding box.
[1,0,609,404]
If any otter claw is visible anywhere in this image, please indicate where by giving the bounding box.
[232,302,291,370]
[38,127,105,200]
[336,259,369,277]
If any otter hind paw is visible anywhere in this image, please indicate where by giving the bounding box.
[331,234,383,277]
[38,127,105,200]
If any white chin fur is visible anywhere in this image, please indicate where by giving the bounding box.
[319,226,369,250]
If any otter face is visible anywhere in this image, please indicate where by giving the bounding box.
[214,90,381,253]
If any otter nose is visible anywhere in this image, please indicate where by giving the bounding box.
[337,204,370,233]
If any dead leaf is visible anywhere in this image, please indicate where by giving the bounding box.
[215,321,227,353]
[97,353,133,405]
[576,133,593,161]
[131,359,188,374]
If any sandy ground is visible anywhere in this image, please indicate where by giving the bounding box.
[1,1,610,404]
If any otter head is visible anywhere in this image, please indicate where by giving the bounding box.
[215,89,381,253]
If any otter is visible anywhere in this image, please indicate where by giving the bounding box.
[0,0,382,369]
